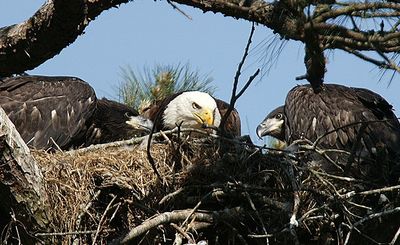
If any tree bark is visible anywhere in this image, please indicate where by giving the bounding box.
[0,0,305,77]
[0,107,50,242]
[0,0,131,77]
[0,0,399,78]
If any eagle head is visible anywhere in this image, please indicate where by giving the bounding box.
[163,91,221,130]
[256,106,285,141]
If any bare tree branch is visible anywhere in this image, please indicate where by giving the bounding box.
[0,0,131,77]
[1,0,400,84]
[220,23,259,135]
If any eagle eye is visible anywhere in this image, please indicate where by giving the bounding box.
[192,102,201,110]
[276,113,283,120]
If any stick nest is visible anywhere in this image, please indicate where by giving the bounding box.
[30,135,400,245]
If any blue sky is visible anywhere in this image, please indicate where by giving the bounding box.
[1,1,399,144]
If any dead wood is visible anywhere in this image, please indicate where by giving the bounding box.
[0,107,50,244]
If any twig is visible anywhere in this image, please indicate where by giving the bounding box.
[35,229,116,236]
[181,192,208,228]
[308,170,361,182]
[11,212,21,245]
[220,22,259,135]
[337,184,400,201]
[92,194,118,245]
[147,119,163,181]
[244,191,269,244]
[120,210,213,243]
[49,137,63,152]
[390,226,400,245]
[343,46,397,70]
[344,207,400,244]
[222,221,249,245]
[170,223,195,244]
[297,204,328,224]
[283,159,300,228]
[120,207,244,244]
[159,187,184,205]
[166,0,192,20]
[358,184,400,195]
[73,190,101,243]
[66,130,175,154]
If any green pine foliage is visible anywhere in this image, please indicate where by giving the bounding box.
[118,64,215,112]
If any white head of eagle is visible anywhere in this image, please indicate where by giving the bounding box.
[162,91,221,130]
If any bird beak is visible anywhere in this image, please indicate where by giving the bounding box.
[256,118,283,139]
[193,108,214,127]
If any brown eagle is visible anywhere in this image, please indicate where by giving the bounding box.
[0,75,153,150]
[257,84,400,182]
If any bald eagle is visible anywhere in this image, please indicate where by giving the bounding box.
[257,84,400,182]
[141,91,241,137]
[0,75,153,150]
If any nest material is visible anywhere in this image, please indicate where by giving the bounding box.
[26,135,400,245]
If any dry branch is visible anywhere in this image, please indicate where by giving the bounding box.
[0,107,50,242]
[0,0,131,77]
[120,207,244,244]
[220,23,260,135]
[1,0,400,81]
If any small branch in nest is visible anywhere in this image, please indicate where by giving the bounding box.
[73,190,101,243]
[344,207,400,244]
[147,122,163,182]
[35,229,116,237]
[290,139,348,172]
[220,22,259,135]
[159,187,184,205]
[390,226,400,245]
[120,207,244,244]
[170,223,195,244]
[280,158,300,228]
[120,210,213,243]
[244,191,269,243]
[92,194,118,245]
[180,191,210,228]
[349,184,400,198]
[222,221,249,245]
[308,170,360,182]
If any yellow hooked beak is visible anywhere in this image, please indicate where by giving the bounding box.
[193,108,214,126]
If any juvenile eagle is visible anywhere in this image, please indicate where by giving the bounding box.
[0,75,153,150]
[141,91,241,137]
[257,84,400,182]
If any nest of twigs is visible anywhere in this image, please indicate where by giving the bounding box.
[30,132,400,245]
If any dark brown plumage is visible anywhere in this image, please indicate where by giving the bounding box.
[214,98,241,137]
[284,84,400,153]
[0,75,153,150]
[257,84,400,182]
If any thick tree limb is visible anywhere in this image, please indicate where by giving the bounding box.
[171,0,304,40]
[0,0,307,78]
[1,0,400,82]
[0,0,131,77]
